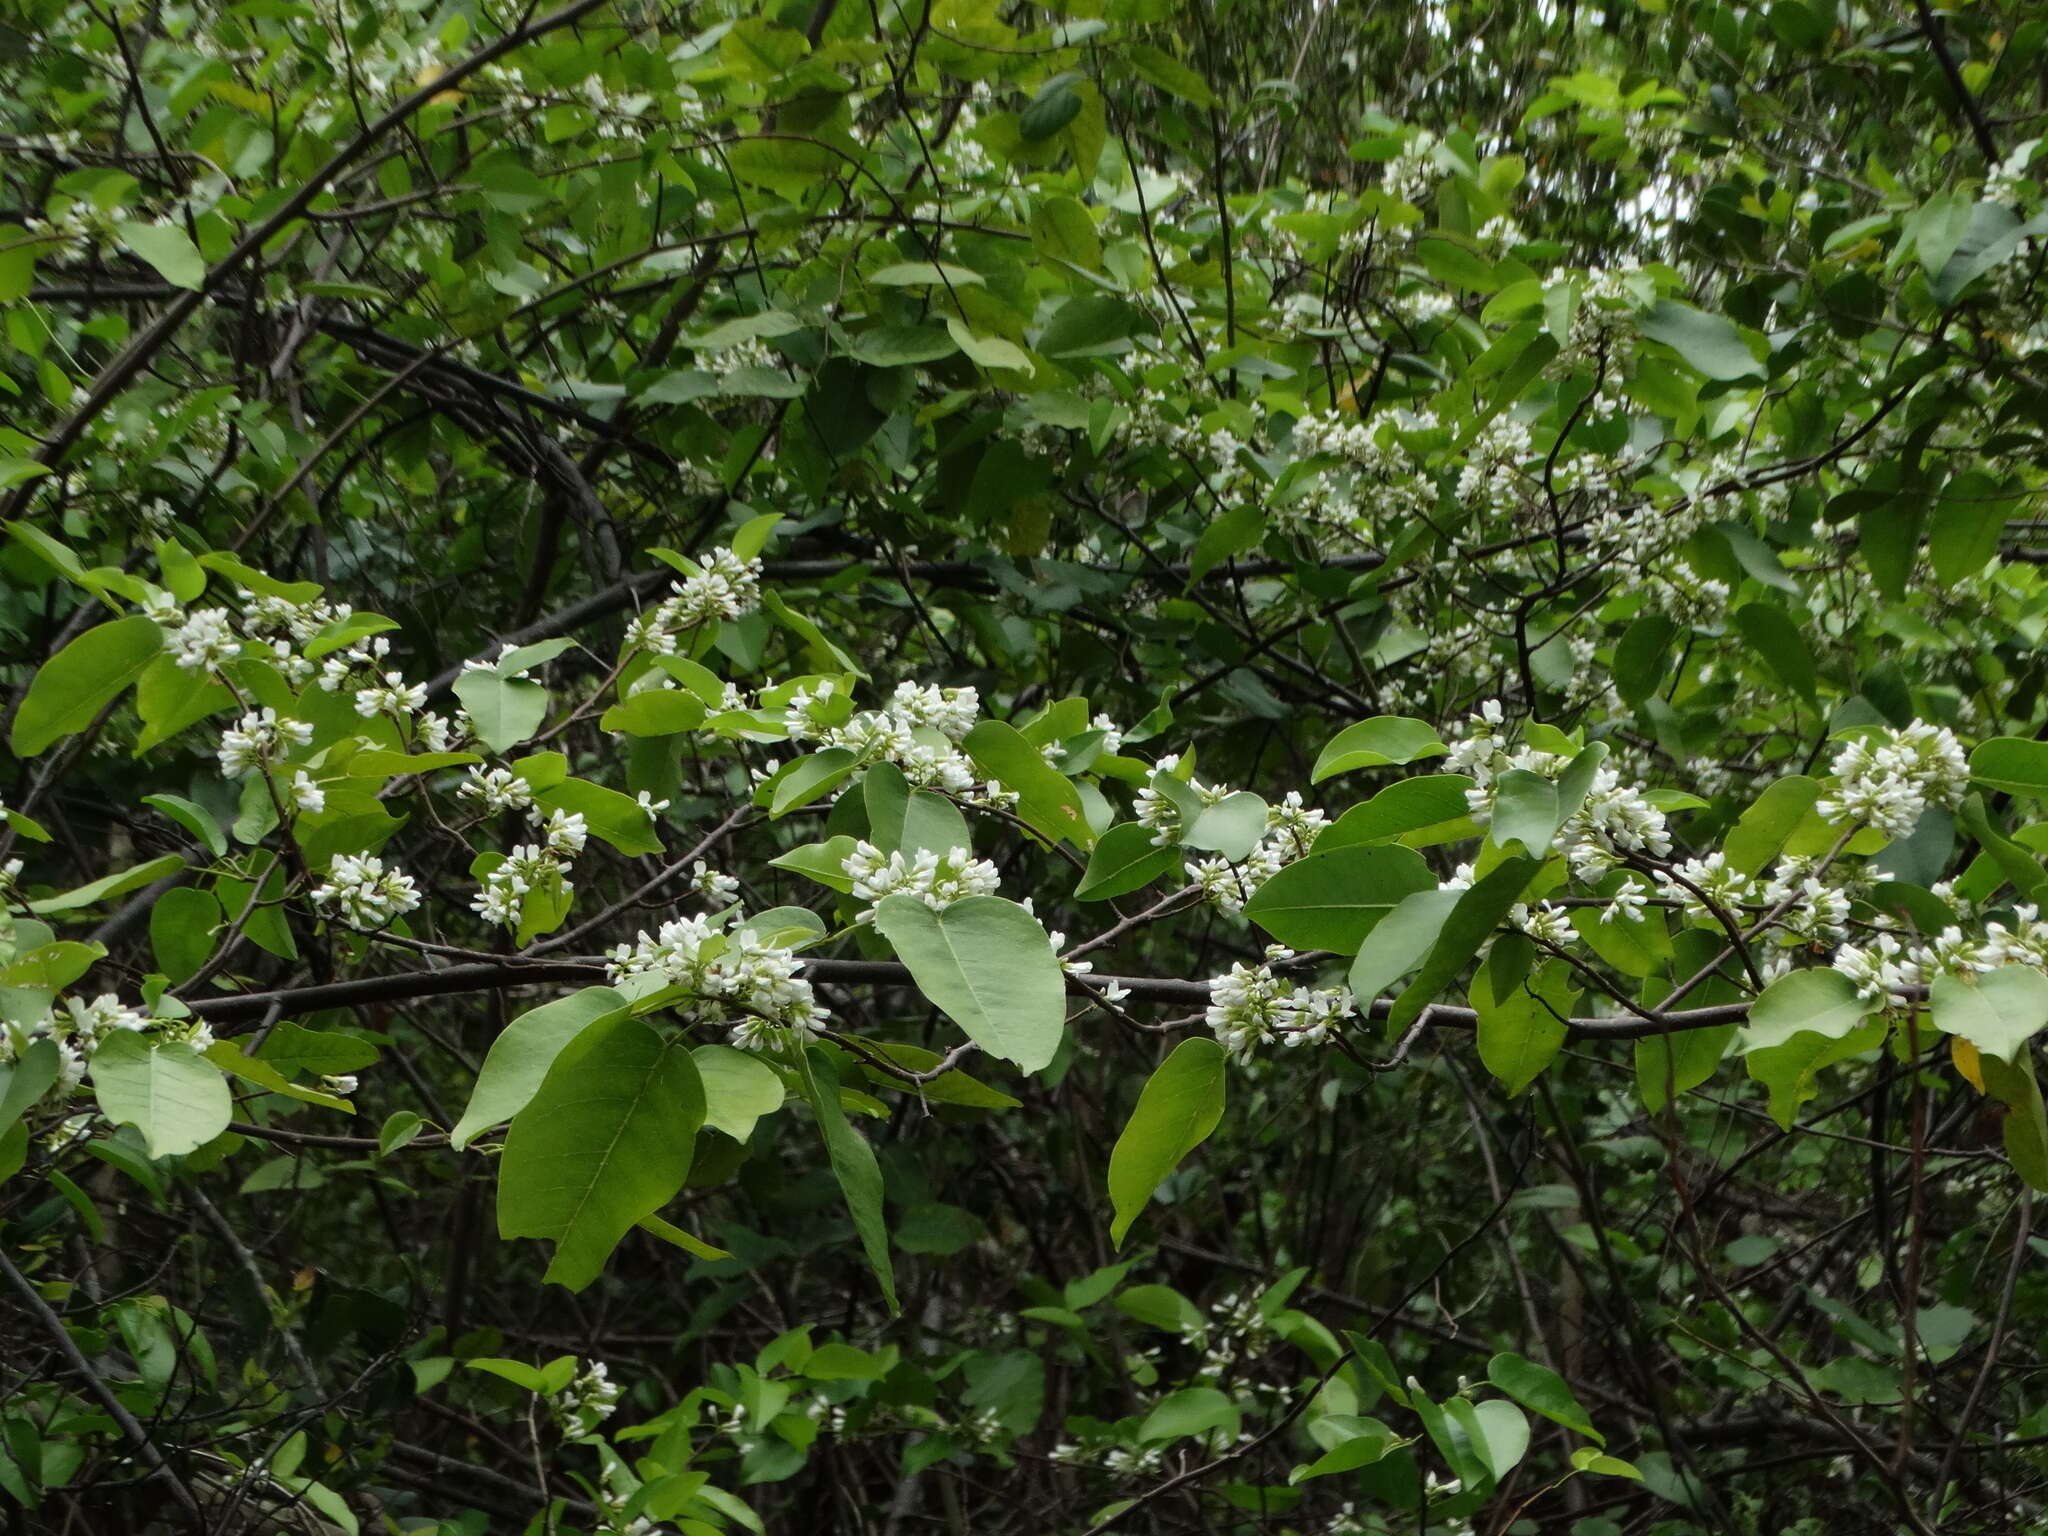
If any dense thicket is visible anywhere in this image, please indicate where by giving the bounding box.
[4,1,2048,1532]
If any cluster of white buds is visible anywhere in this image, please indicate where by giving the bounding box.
[471,835,579,929]
[217,708,314,778]
[1562,766,1672,879]
[1454,415,1533,518]
[1756,856,1854,948]
[311,854,422,928]
[1654,852,1756,925]
[780,679,998,800]
[1477,213,1526,250]
[1815,722,1970,841]
[606,913,827,1051]
[1379,129,1441,204]
[841,841,1000,919]
[689,861,741,906]
[1205,948,1356,1061]
[1554,264,1649,373]
[554,1360,623,1431]
[242,591,353,645]
[63,993,151,1047]
[459,766,536,814]
[166,607,240,671]
[626,546,764,653]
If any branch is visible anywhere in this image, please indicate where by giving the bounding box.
[186,955,1756,1039]
[1910,0,2001,165]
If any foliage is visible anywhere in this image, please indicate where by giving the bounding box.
[3,0,2048,1532]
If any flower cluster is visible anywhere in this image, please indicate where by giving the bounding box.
[217,708,314,778]
[1205,949,1356,1061]
[777,680,999,800]
[841,841,1000,919]
[554,1360,623,1433]
[471,836,578,928]
[1815,722,1970,840]
[166,607,240,671]
[1454,415,1533,518]
[626,546,764,652]
[606,913,827,1051]
[311,854,422,928]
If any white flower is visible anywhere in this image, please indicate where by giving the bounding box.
[459,766,534,813]
[289,771,325,814]
[1815,721,1970,841]
[690,861,740,905]
[1602,876,1649,924]
[541,809,588,858]
[166,608,240,671]
[217,709,313,777]
[65,994,149,1045]
[841,840,1000,918]
[354,670,428,719]
[1204,948,1355,1061]
[311,854,422,927]
[554,1360,623,1430]
[606,913,827,1049]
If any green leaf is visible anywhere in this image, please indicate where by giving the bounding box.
[599,689,707,737]
[134,653,234,751]
[1184,790,1269,861]
[694,1043,786,1141]
[1639,299,1764,381]
[452,669,548,753]
[1242,844,1436,951]
[871,895,1066,1073]
[944,316,1032,372]
[1386,858,1540,1030]
[1125,42,1218,107]
[203,1041,351,1111]
[962,720,1094,846]
[497,1015,704,1290]
[1076,822,1182,901]
[451,987,629,1149]
[1970,738,2048,797]
[1474,959,1578,1096]
[1140,1385,1237,1442]
[1489,769,1560,855]
[1312,717,1446,781]
[1635,1024,1736,1114]
[534,778,662,856]
[803,1047,897,1312]
[1487,1352,1603,1444]
[10,617,163,757]
[1350,887,1461,1001]
[1740,967,1873,1052]
[1107,1037,1226,1247]
[1931,967,2048,1064]
[870,261,984,287]
[1732,602,1818,703]
[1029,194,1102,271]
[91,1034,231,1157]
[1447,1397,1529,1481]
[1745,1017,1886,1129]
[1978,1051,2048,1193]
[150,887,220,983]
[1019,79,1084,140]
[1723,775,1823,876]
[0,1040,61,1136]
[115,221,204,289]
[1318,776,1476,849]
[256,1021,381,1077]
[29,854,185,915]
